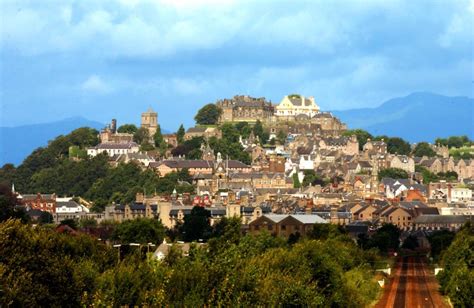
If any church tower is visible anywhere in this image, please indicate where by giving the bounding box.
[141,107,158,137]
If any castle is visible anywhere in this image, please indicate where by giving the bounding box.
[141,107,158,137]
[215,94,346,137]
[217,95,274,123]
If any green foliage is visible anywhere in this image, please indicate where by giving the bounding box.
[234,122,252,138]
[437,224,474,307]
[253,120,269,144]
[0,184,28,223]
[342,129,372,150]
[309,223,345,240]
[427,230,455,261]
[413,142,436,157]
[153,124,164,148]
[277,130,286,145]
[171,137,204,159]
[0,218,382,307]
[180,206,212,242]
[360,223,401,255]
[435,135,471,148]
[415,166,458,184]
[133,127,150,145]
[302,170,327,187]
[117,124,138,134]
[386,137,411,155]
[0,220,117,307]
[68,145,88,159]
[378,167,409,180]
[194,104,222,125]
[112,218,165,245]
[176,124,185,144]
[208,136,251,165]
[292,173,301,188]
[401,235,419,250]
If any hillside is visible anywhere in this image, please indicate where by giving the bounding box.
[0,117,104,166]
[332,92,474,143]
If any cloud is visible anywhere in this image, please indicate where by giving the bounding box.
[81,75,112,94]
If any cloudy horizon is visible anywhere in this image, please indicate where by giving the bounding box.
[1,0,473,130]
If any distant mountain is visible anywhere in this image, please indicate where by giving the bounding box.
[0,117,104,166]
[332,92,474,143]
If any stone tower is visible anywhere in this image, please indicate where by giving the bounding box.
[141,107,158,137]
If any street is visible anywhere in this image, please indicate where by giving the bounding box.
[375,256,448,308]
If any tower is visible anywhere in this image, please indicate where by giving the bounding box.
[141,107,158,136]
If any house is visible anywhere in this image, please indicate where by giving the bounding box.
[19,193,57,214]
[275,94,320,118]
[353,204,378,221]
[87,142,140,157]
[150,158,252,177]
[390,155,415,173]
[184,126,221,140]
[449,187,472,203]
[248,214,327,237]
[413,215,470,231]
[378,206,413,230]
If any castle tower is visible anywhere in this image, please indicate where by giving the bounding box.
[141,107,158,136]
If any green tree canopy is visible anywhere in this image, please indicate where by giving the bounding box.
[378,167,409,180]
[176,124,185,144]
[386,137,411,155]
[112,218,165,245]
[133,127,150,145]
[342,129,372,150]
[412,142,436,157]
[117,124,138,134]
[180,206,212,242]
[194,104,222,125]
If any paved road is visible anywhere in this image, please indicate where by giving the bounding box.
[375,256,448,308]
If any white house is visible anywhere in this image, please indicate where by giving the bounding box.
[55,198,89,214]
[87,142,140,157]
[275,94,320,117]
[449,187,473,203]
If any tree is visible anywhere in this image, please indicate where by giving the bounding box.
[153,125,164,148]
[412,142,436,157]
[378,168,409,180]
[117,124,138,134]
[133,128,150,145]
[437,224,473,307]
[302,170,326,187]
[387,137,411,155]
[235,122,252,138]
[176,124,185,144]
[194,104,222,125]
[180,206,211,242]
[364,223,401,254]
[292,173,301,188]
[427,230,455,261]
[342,129,372,150]
[253,120,269,144]
[39,211,53,224]
[0,184,28,222]
[277,130,286,145]
[112,218,165,245]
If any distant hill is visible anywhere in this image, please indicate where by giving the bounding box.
[0,117,104,166]
[0,117,173,166]
[332,92,474,143]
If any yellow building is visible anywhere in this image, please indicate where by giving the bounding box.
[275,94,320,118]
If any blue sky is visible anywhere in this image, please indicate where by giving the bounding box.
[1,0,472,131]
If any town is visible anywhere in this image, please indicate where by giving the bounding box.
[8,94,473,233]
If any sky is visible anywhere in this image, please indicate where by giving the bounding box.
[0,0,473,131]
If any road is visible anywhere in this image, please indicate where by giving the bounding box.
[375,256,448,308]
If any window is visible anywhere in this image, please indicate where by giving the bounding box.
[281,225,286,230]
[268,224,273,231]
